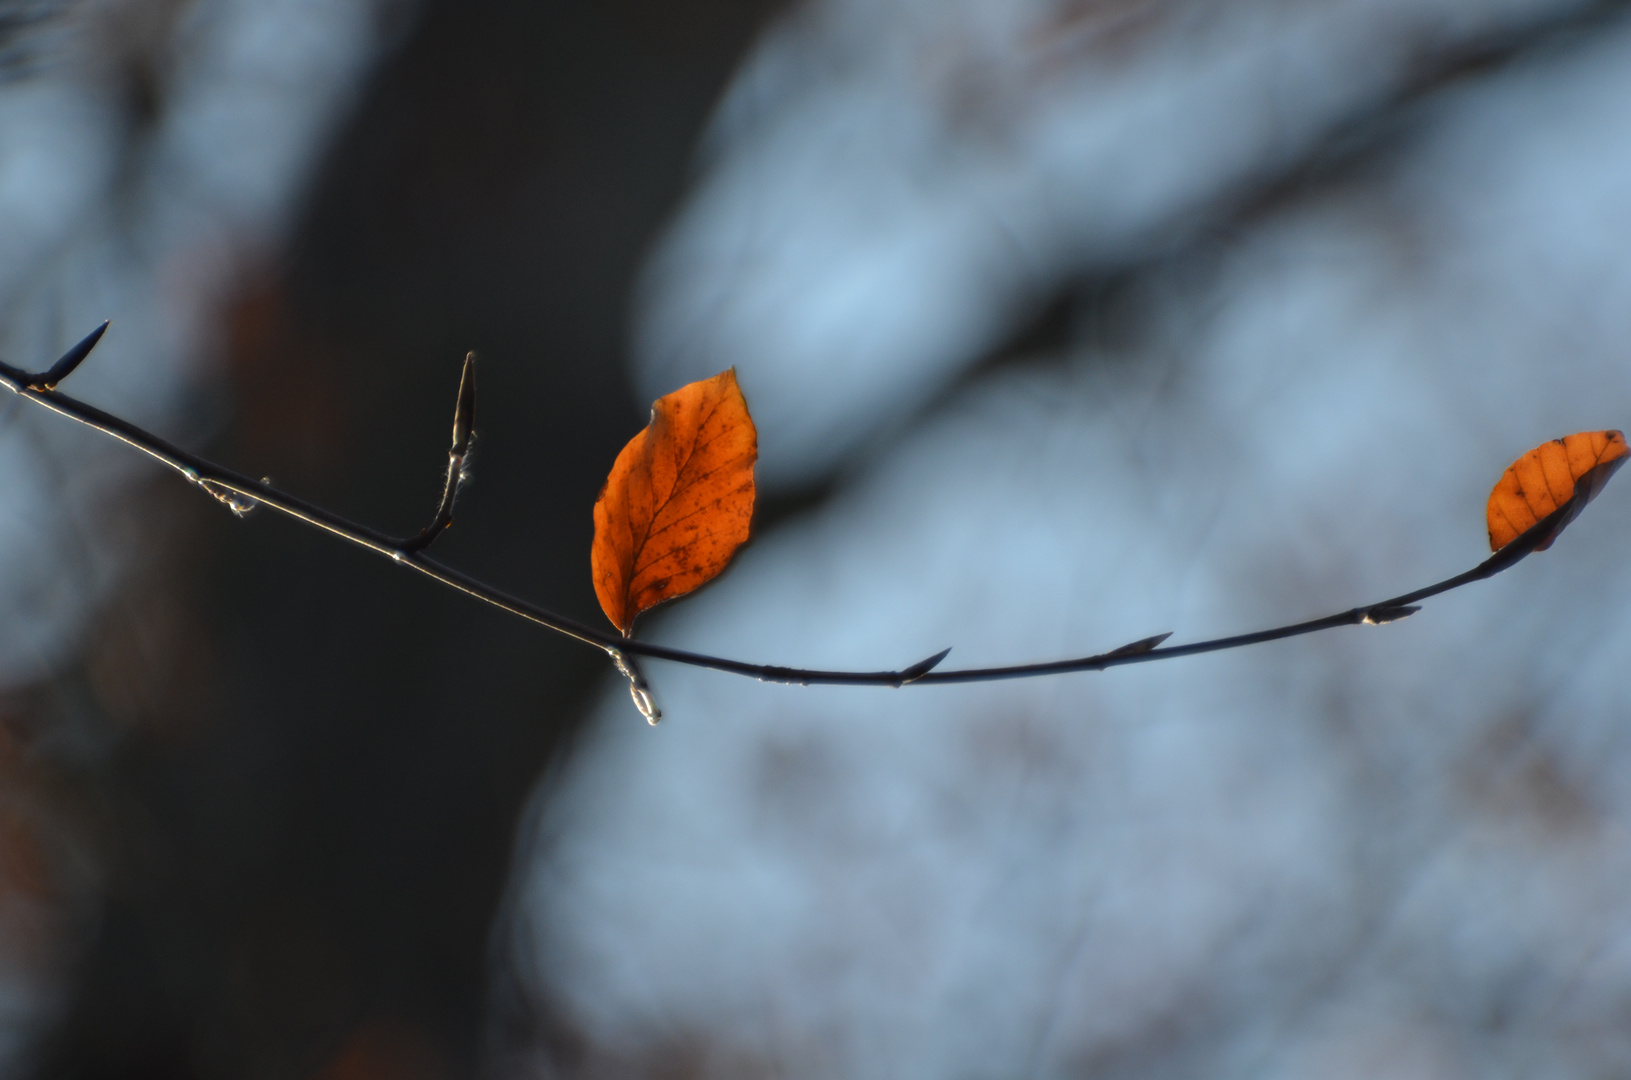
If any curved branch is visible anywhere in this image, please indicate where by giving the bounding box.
[0,330,1572,718]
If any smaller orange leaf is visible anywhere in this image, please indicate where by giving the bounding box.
[592,369,757,635]
[1486,430,1628,553]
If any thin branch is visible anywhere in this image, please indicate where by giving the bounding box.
[0,329,1576,712]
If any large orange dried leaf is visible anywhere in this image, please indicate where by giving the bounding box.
[592,369,757,635]
[1486,430,1628,552]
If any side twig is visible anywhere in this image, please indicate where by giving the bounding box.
[399,351,476,553]
[0,329,1576,722]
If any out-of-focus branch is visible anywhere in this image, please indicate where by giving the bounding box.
[0,327,1578,722]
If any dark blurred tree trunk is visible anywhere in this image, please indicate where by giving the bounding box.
[32,2,783,1077]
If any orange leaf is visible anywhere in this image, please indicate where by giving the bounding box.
[592,369,757,635]
[1486,430,1628,552]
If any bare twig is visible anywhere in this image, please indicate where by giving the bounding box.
[0,328,1582,720]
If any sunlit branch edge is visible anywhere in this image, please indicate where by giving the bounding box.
[0,329,1575,712]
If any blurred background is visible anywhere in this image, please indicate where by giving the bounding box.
[2,0,1631,1078]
